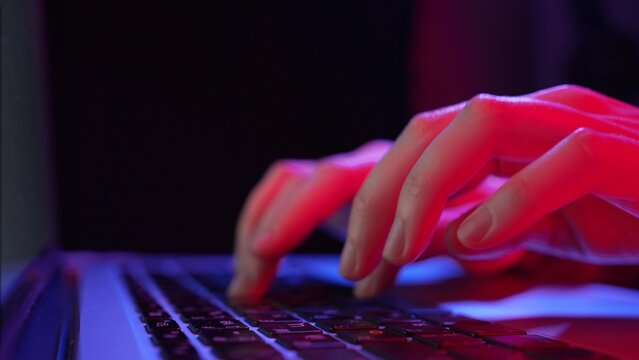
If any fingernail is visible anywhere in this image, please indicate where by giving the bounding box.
[457,207,492,247]
[383,218,405,263]
[339,241,358,279]
[354,277,375,298]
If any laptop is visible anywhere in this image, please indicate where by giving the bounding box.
[4,247,639,359]
[3,2,639,360]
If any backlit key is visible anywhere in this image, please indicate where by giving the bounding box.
[387,321,450,336]
[276,333,345,349]
[449,322,526,337]
[258,322,322,337]
[485,334,567,350]
[316,319,377,333]
[414,332,485,349]
[337,328,407,344]
[199,329,262,344]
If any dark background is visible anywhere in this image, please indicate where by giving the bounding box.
[47,1,412,253]
[44,0,639,253]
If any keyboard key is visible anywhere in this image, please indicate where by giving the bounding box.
[182,311,232,322]
[316,319,377,333]
[161,346,200,360]
[364,342,456,360]
[361,310,418,325]
[418,314,477,326]
[302,313,355,321]
[449,322,526,337]
[141,309,171,321]
[525,347,618,360]
[485,334,568,350]
[229,301,280,315]
[176,304,220,314]
[258,322,322,337]
[414,333,485,349]
[152,331,189,346]
[171,297,212,308]
[146,319,181,333]
[212,343,283,360]
[137,301,165,312]
[295,306,342,313]
[193,274,232,293]
[296,306,355,321]
[161,351,200,360]
[342,303,395,315]
[244,312,299,326]
[337,328,408,344]
[179,305,221,313]
[199,329,262,344]
[387,321,451,335]
[371,317,421,325]
[448,344,529,360]
[276,333,345,349]
[189,319,247,333]
[297,348,369,360]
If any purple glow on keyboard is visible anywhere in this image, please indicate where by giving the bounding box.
[442,283,639,321]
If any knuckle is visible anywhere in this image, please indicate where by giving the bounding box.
[352,186,375,215]
[550,84,602,106]
[541,85,614,114]
[508,174,535,204]
[404,102,466,140]
[559,84,596,97]
[403,171,425,198]
[458,93,504,130]
[406,113,439,139]
[466,93,499,112]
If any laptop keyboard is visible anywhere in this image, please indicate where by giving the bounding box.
[123,273,616,360]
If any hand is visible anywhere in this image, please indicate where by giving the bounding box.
[228,85,639,299]
[227,139,520,299]
[340,85,639,297]
[227,140,392,299]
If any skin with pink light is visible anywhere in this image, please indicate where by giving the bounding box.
[227,85,639,300]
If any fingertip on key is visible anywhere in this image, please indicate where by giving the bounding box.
[339,240,359,280]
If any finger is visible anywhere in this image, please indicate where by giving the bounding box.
[529,84,639,118]
[341,103,465,280]
[456,128,639,262]
[230,141,390,299]
[353,260,400,298]
[384,95,634,267]
[227,255,279,300]
[236,160,313,247]
[228,173,308,299]
[251,140,391,257]
[353,180,496,296]
[528,85,639,136]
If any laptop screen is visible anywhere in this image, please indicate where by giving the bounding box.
[1,0,57,270]
[44,1,411,254]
